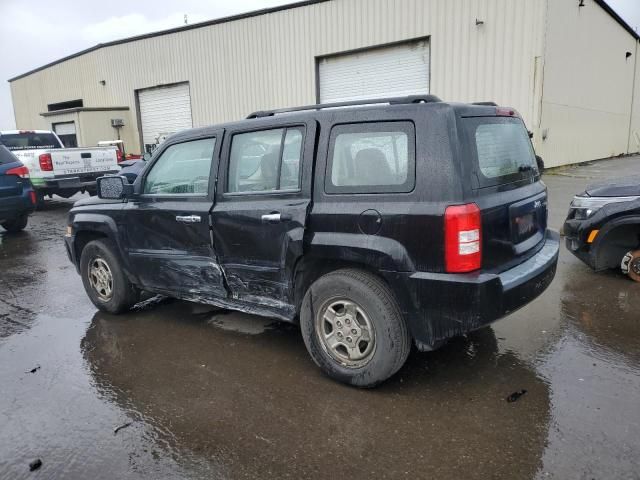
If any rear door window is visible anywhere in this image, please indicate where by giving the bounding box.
[326,122,415,194]
[462,117,538,187]
[227,127,304,194]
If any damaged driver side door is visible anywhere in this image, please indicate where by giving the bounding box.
[124,133,227,301]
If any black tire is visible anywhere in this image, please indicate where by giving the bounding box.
[80,239,139,314]
[300,268,411,388]
[1,215,28,233]
[34,192,45,210]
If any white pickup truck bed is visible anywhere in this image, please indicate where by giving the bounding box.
[0,130,120,200]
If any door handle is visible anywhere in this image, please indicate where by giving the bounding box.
[261,212,292,223]
[176,215,201,224]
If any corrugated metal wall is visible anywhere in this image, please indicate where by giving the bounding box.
[628,40,640,155]
[10,0,547,154]
[538,0,640,167]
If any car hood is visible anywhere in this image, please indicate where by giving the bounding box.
[73,196,125,207]
[585,175,640,197]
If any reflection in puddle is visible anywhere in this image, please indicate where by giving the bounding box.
[81,301,551,479]
[535,261,640,479]
[561,267,640,367]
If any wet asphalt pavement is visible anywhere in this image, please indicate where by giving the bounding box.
[1,156,639,479]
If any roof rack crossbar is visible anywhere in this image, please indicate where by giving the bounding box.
[471,101,498,106]
[246,94,442,119]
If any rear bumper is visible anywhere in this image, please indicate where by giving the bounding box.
[0,192,36,223]
[401,230,559,348]
[34,171,119,193]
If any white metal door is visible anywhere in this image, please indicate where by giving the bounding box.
[138,83,193,151]
[53,122,76,136]
[319,40,430,103]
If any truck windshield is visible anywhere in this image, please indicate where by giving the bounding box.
[462,117,538,188]
[0,132,62,151]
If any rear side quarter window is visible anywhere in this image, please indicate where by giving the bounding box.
[325,122,416,194]
[0,145,18,164]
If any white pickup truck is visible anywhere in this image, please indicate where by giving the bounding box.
[0,130,120,203]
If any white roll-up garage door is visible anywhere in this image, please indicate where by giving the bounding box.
[53,122,76,136]
[138,83,193,150]
[319,40,430,103]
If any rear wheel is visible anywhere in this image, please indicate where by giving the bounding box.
[621,250,640,282]
[1,215,28,233]
[300,268,411,387]
[80,239,139,313]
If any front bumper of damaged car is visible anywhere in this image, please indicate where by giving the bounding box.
[563,196,640,271]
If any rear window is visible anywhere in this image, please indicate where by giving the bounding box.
[0,145,18,165]
[463,117,538,187]
[0,132,62,151]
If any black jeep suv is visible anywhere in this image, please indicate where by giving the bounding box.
[64,96,559,387]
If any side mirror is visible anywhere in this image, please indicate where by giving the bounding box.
[97,175,132,199]
[536,155,545,174]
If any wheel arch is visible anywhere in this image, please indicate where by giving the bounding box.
[74,230,109,268]
[71,213,136,283]
[292,254,417,341]
[591,217,640,271]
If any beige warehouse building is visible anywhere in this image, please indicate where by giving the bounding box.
[8,0,640,167]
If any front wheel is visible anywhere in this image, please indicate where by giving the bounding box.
[1,215,28,233]
[80,239,139,313]
[621,250,640,282]
[300,268,411,388]
[34,191,45,209]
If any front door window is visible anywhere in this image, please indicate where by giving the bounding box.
[144,138,216,195]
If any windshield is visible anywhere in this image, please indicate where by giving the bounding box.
[0,132,62,151]
[462,117,538,187]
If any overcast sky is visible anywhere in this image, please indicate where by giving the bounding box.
[1,0,639,130]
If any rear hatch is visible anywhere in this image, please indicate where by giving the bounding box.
[459,111,547,271]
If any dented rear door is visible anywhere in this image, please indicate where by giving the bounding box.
[124,133,227,299]
[211,121,315,314]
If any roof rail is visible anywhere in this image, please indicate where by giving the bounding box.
[472,101,498,106]
[246,94,442,119]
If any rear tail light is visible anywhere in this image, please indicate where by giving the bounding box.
[445,203,482,273]
[39,153,53,171]
[5,165,30,178]
[29,191,37,205]
[116,149,123,163]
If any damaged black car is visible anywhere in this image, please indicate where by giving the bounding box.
[564,175,640,281]
[64,96,559,387]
